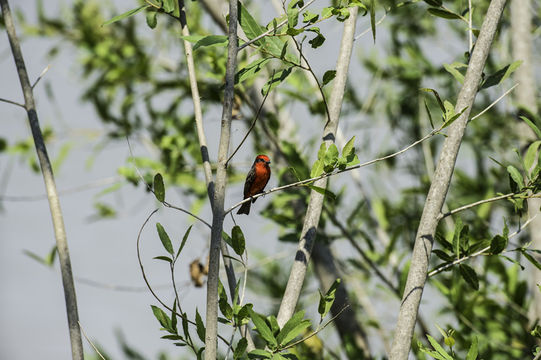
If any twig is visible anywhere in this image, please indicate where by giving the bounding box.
[390,0,508,357]
[226,73,273,166]
[78,321,107,360]
[438,192,515,219]
[354,12,387,40]
[428,214,538,277]
[1,1,84,359]
[163,201,212,229]
[237,0,317,51]
[469,84,518,121]
[0,176,122,201]
[468,0,473,51]
[0,97,25,108]
[31,64,51,89]
[280,305,350,351]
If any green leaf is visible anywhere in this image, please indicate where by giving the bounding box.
[459,264,479,290]
[324,144,339,170]
[238,1,266,40]
[369,0,376,42]
[310,159,324,178]
[195,308,206,342]
[222,231,234,248]
[236,58,271,84]
[520,116,541,139]
[317,142,327,159]
[521,250,541,270]
[153,255,173,263]
[163,0,175,13]
[525,140,541,172]
[146,10,157,29]
[443,62,466,84]
[193,35,228,51]
[489,235,507,254]
[466,336,478,360]
[262,67,294,95]
[507,165,524,190]
[423,0,442,6]
[156,223,174,255]
[307,184,336,200]
[428,7,461,19]
[277,310,310,346]
[342,136,355,157]
[302,10,319,23]
[231,225,246,256]
[151,305,172,330]
[481,60,522,90]
[102,5,149,26]
[176,225,193,259]
[426,335,454,360]
[248,349,273,359]
[420,88,445,113]
[234,338,248,359]
[318,278,341,319]
[452,217,463,259]
[154,173,165,202]
[249,309,277,348]
[287,7,299,28]
[322,70,336,86]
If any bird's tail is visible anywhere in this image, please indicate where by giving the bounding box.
[237,201,251,215]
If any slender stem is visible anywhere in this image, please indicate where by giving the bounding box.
[438,192,515,219]
[0,97,25,108]
[389,1,508,358]
[0,1,84,359]
[32,64,51,89]
[226,76,273,166]
[78,321,106,360]
[469,84,518,121]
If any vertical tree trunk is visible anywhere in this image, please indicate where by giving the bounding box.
[511,0,540,323]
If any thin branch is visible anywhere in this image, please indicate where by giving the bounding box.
[428,214,538,277]
[237,0,317,51]
[226,75,273,166]
[438,192,515,219]
[163,201,212,229]
[31,64,51,89]
[0,97,25,108]
[78,321,106,360]
[390,0,508,357]
[1,1,83,359]
[468,0,473,51]
[354,12,387,40]
[280,305,350,351]
[470,84,518,121]
[0,176,122,201]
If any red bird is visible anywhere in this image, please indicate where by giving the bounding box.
[237,155,271,215]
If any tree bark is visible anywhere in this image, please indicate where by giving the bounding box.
[389,0,507,358]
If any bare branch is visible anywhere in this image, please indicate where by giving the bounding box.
[438,192,516,219]
[78,321,106,360]
[0,97,25,108]
[470,84,518,121]
[0,1,84,359]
